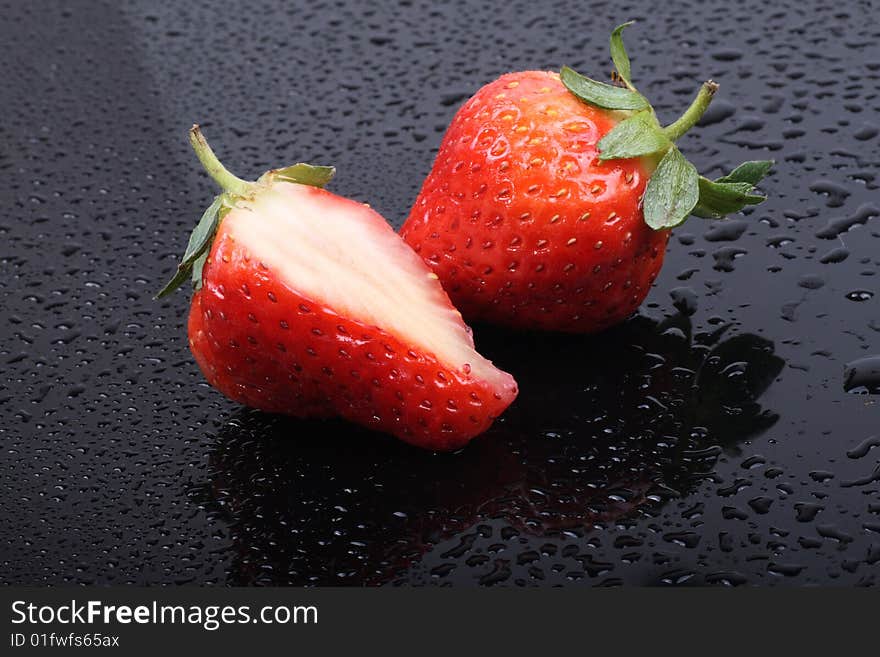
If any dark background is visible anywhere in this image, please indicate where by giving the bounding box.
[1,0,878,586]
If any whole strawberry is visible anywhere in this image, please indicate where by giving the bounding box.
[401,22,772,333]
[157,126,517,451]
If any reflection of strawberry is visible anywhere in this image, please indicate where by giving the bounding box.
[200,313,783,585]
[157,126,516,451]
[401,22,771,333]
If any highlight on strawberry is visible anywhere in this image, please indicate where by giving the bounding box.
[401,21,773,333]
[157,126,517,451]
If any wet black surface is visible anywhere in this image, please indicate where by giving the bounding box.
[1,0,879,586]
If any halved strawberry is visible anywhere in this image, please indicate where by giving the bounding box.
[157,126,517,451]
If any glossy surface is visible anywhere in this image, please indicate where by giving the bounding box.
[1,0,879,585]
[401,71,668,333]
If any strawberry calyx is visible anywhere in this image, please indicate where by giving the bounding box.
[561,21,773,230]
[155,125,334,299]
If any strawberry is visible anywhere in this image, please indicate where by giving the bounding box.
[401,22,772,333]
[157,126,517,451]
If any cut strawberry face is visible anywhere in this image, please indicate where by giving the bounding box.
[160,127,517,451]
[224,183,499,380]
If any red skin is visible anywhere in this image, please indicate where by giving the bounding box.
[187,211,517,451]
[401,71,670,333]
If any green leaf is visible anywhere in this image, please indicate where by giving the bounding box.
[155,195,223,299]
[691,161,772,218]
[598,111,671,160]
[560,66,649,111]
[181,195,224,267]
[643,147,700,229]
[154,262,193,300]
[693,177,765,218]
[610,21,635,85]
[191,250,209,291]
[716,160,773,186]
[270,163,336,187]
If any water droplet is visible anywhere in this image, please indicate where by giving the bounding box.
[844,356,880,394]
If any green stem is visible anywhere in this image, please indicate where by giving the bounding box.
[189,125,251,196]
[662,80,719,142]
